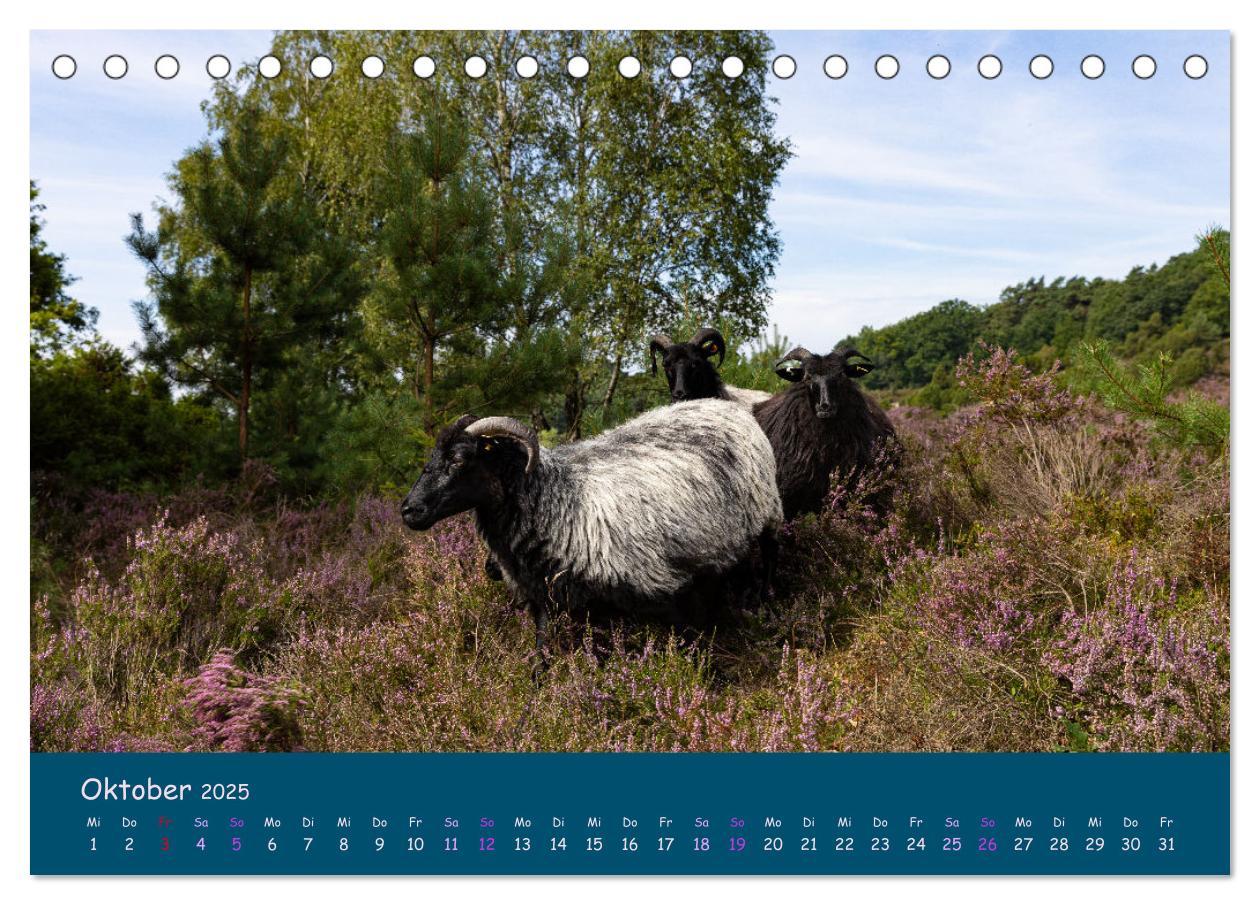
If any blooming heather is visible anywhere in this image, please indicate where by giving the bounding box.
[30,346,1229,752]
[183,650,306,752]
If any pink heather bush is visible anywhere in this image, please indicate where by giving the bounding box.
[955,341,1081,425]
[30,680,104,751]
[1044,553,1229,751]
[528,634,856,752]
[912,527,1044,656]
[183,650,306,752]
[56,515,285,694]
[31,345,1229,752]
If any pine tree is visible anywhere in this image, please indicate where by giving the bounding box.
[127,105,332,463]
[1077,340,1229,455]
[365,115,498,431]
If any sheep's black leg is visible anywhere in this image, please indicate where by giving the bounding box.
[484,556,503,582]
[529,598,551,679]
[534,603,550,650]
[758,527,779,600]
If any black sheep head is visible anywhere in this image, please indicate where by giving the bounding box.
[401,415,539,530]
[648,327,727,402]
[774,346,874,420]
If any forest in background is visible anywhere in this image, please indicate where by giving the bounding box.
[34,30,791,500]
[30,30,1230,753]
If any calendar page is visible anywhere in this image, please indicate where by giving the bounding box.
[27,27,1230,877]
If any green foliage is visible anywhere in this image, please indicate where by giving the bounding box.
[32,30,790,494]
[30,183,96,355]
[1076,341,1229,455]
[31,343,221,489]
[906,362,973,412]
[844,233,1230,405]
[842,298,985,390]
[127,103,363,463]
[317,391,430,495]
[31,188,220,492]
[211,30,790,441]
[366,115,499,427]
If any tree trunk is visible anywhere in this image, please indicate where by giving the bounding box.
[422,334,435,431]
[412,350,424,404]
[600,353,623,415]
[238,266,253,462]
[564,369,586,442]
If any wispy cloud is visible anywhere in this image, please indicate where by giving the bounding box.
[762,29,1229,345]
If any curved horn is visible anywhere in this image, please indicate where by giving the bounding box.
[464,417,540,474]
[774,347,814,383]
[648,333,674,376]
[689,327,726,367]
[778,347,814,364]
[838,347,874,377]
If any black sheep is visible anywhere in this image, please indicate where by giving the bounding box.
[649,327,771,410]
[401,405,782,649]
[753,346,898,521]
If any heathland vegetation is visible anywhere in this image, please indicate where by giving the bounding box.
[30,31,1229,753]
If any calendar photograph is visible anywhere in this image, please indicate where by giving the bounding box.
[29,30,1230,766]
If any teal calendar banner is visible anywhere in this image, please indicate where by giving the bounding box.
[30,753,1229,875]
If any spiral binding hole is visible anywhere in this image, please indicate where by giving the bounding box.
[771,55,796,79]
[103,55,128,80]
[51,55,76,79]
[516,56,539,79]
[155,55,179,79]
[206,55,231,80]
[1132,55,1157,79]
[309,55,333,79]
[823,55,848,79]
[413,56,436,79]
[45,50,1215,84]
[926,55,950,79]
[1029,55,1053,79]
[874,55,899,79]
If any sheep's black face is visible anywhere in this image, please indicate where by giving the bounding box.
[661,344,723,402]
[401,421,511,530]
[776,348,873,420]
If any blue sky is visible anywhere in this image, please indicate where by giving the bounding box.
[30,30,1230,352]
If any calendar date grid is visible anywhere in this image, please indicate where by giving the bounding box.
[83,810,1184,862]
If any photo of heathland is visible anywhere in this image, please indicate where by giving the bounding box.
[30,30,1229,753]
